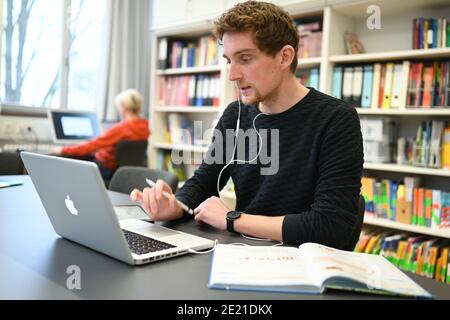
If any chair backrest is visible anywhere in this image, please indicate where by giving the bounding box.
[345,195,365,251]
[0,152,24,175]
[115,140,148,168]
[108,166,179,195]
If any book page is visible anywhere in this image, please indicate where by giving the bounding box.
[209,244,321,288]
[298,243,432,297]
[0,179,23,188]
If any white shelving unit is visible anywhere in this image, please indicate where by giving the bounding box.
[148,21,235,168]
[155,65,221,76]
[357,109,450,116]
[154,106,220,113]
[149,0,450,242]
[364,215,450,239]
[152,142,208,153]
[329,48,450,63]
[323,0,450,242]
[363,163,450,177]
[298,57,322,68]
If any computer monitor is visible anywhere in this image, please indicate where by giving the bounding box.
[48,109,101,144]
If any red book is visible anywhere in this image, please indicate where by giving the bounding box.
[422,65,434,107]
[413,18,419,49]
[378,64,386,109]
[413,188,419,225]
[418,188,425,226]
[408,63,424,107]
[212,75,220,107]
[425,189,433,226]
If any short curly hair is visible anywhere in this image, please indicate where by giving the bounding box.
[213,1,299,73]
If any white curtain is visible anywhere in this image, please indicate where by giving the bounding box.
[100,0,151,121]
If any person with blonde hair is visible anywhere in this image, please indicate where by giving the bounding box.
[51,89,150,179]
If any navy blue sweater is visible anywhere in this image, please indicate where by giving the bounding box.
[176,88,363,249]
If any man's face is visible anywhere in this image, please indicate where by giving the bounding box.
[222,31,282,105]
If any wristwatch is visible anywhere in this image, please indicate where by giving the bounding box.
[226,210,242,233]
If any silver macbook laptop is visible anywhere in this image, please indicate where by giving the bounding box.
[21,152,214,265]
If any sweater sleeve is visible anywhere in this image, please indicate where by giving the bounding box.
[282,107,363,249]
[61,124,123,157]
[175,117,230,211]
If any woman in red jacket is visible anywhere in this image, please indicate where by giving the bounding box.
[51,89,150,179]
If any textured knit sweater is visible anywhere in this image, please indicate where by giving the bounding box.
[62,118,150,170]
[176,88,363,249]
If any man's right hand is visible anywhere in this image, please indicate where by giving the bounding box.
[130,179,184,221]
[49,147,63,155]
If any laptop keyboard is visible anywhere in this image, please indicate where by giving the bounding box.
[122,229,176,255]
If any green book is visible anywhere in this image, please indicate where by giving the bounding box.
[447,22,450,47]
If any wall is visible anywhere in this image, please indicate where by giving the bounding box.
[0,114,53,144]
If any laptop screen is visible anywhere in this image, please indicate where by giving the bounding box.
[48,110,101,143]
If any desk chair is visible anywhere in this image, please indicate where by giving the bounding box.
[345,195,366,251]
[103,140,148,187]
[0,151,24,175]
[108,166,179,195]
[115,140,148,168]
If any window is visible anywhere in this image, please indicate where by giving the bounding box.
[66,0,107,111]
[1,0,108,111]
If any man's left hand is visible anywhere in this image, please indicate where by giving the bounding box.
[193,196,229,230]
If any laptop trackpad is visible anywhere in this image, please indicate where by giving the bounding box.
[138,224,180,238]
[120,219,180,238]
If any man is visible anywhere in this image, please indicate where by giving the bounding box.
[132,1,363,249]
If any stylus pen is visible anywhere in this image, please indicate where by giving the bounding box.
[145,179,194,215]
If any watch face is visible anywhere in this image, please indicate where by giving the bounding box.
[227,211,241,220]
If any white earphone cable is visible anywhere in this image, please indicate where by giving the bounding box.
[216,84,264,196]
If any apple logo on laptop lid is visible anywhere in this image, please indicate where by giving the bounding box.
[65,196,78,216]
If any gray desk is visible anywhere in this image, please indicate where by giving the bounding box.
[0,175,449,300]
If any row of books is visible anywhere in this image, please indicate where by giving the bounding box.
[158,74,221,107]
[296,68,319,90]
[164,113,211,146]
[355,230,450,284]
[332,60,450,109]
[155,150,199,183]
[166,113,195,146]
[156,151,186,182]
[397,121,450,169]
[412,17,449,50]
[158,36,221,69]
[361,175,450,229]
[296,19,322,58]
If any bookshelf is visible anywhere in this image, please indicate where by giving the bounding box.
[149,23,235,171]
[363,163,450,177]
[154,106,219,113]
[155,65,221,76]
[152,141,209,153]
[364,215,450,238]
[357,109,450,116]
[329,47,450,63]
[297,57,322,68]
[149,0,450,279]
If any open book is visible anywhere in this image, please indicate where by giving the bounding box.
[208,243,433,298]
